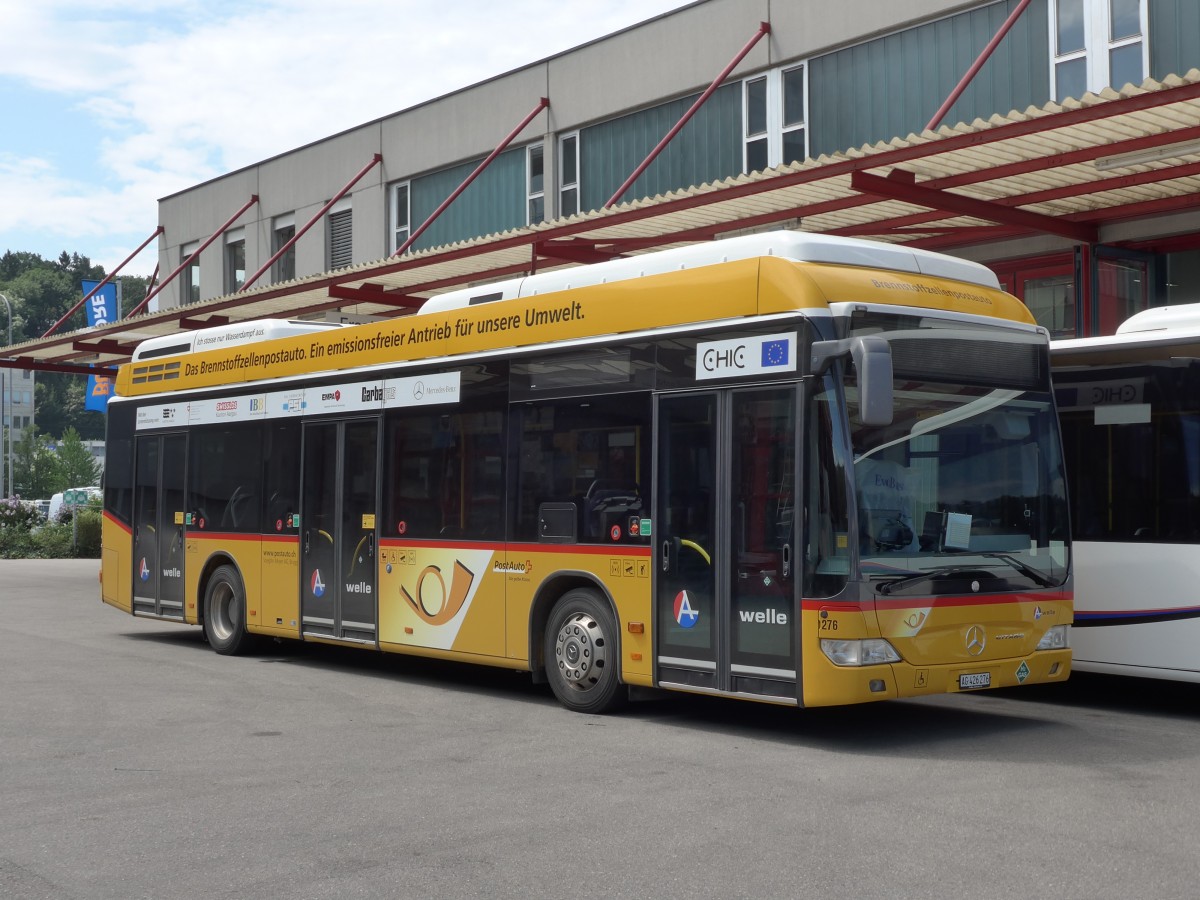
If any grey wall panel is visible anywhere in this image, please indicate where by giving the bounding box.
[1150,0,1200,81]
[409,147,526,251]
[809,0,1050,156]
[579,82,741,211]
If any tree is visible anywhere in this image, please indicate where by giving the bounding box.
[12,426,64,499]
[2,266,74,341]
[57,427,102,488]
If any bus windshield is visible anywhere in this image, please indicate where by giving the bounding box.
[846,324,1070,593]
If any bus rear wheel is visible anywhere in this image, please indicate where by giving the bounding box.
[204,565,253,656]
[544,589,625,714]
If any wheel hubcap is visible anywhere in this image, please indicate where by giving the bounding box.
[554,611,606,691]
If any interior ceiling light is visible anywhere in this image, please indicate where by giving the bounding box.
[1094,138,1200,171]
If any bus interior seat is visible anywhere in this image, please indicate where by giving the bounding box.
[584,480,642,538]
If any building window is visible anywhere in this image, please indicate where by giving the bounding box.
[1052,0,1147,101]
[181,242,200,305]
[273,214,296,282]
[743,64,807,173]
[225,227,246,293]
[390,182,411,254]
[527,143,544,224]
[327,200,353,270]
[559,133,579,218]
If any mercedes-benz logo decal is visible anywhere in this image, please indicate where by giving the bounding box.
[965,625,986,656]
[412,381,425,400]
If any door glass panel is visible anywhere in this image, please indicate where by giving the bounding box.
[1023,273,1076,337]
[340,420,378,634]
[730,389,795,671]
[133,436,160,604]
[301,423,338,633]
[1097,257,1147,333]
[160,435,186,611]
[656,394,717,665]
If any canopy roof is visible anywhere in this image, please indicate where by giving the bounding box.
[6,69,1200,375]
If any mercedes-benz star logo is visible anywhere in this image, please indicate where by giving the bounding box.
[965,625,986,656]
[412,381,425,400]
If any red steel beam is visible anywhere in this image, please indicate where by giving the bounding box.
[926,0,1033,132]
[43,226,164,337]
[395,99,550,257]
[850,170,1098,242]
[326,284,425,309]
[241,154,383,292]
[0,358,118,376]
[128,195,260,318]
[606,22,770,208]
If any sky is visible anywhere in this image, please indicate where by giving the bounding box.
[0,0,694,277]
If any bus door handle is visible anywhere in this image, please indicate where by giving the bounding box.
[304,529,311,555]
[661,539,672,574]
[781,543,792,580]
[366,532,375,558]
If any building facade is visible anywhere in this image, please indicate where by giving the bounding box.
[154,0,1200,338]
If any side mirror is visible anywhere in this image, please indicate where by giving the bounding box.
[811,335,894,426]
[850,336,893,426]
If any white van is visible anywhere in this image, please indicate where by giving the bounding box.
[47,486,101,521]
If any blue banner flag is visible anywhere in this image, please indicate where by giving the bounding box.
[82,280,119,412]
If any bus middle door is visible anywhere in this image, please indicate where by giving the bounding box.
[654,386,798,703]
[132,432,187,619]
[300,418,380,644]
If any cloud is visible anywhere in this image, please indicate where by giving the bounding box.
[0,0,691,272]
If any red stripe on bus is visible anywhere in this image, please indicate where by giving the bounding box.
[378,538,652,556]
[103,511,132,535]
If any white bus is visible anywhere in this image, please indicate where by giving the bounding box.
[1054,304,1200,682]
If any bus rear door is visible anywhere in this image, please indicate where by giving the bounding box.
[132,433,187,619]
[655,386,798,703]
[300,418,380,644]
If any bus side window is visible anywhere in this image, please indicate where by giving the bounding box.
[263,421,300,533]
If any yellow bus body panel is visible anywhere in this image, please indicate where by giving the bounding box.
[800,592,1071,707]
[377,542,653,683]
[114,257,1033,399]
[101,514,132,613]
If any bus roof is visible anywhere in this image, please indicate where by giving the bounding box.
[117,232,1027,397]
[418,231,1001,314]
[1053,303,1200,365]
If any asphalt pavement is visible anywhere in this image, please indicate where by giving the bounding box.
[2,558,1200,899]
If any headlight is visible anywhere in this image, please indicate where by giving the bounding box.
[821,638,902,666]
[1036,624,1070,651]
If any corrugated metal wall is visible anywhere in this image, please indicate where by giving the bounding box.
[809,0,1050,156]
[1149,0,1200,81]
[579,82,742,212]
[409,148,527,251]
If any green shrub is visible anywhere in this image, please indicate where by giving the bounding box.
[75,508,103,558]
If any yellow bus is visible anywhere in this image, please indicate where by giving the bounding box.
[100,232,1072,713]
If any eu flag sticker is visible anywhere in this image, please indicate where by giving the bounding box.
[761,338,790,367]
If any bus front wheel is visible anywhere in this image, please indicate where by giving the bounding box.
[203,565,253,656]
[544,589,625,714]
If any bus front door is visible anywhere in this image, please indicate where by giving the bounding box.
[300,419,380,644]
[132,433,187,619]
[655,387,798,703]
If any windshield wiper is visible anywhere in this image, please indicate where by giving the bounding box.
[877,565,970,596]
[980,553,1056,587]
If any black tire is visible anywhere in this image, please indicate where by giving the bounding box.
[203,564,254,655]
[544,588,625,714]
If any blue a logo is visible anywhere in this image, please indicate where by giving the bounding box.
[311,569,326,597]
[139,558,150,581]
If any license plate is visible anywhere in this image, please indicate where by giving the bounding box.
[959,672,991,690]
